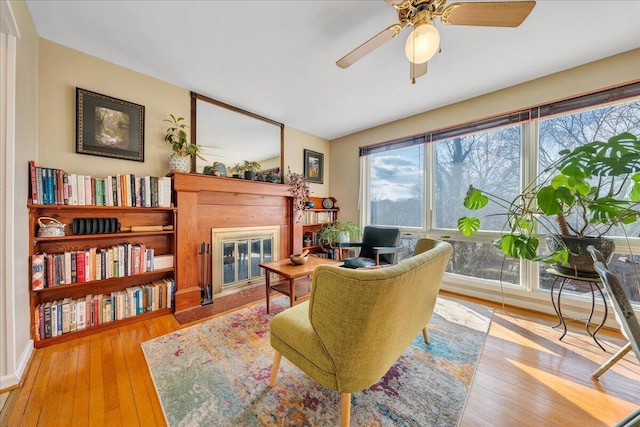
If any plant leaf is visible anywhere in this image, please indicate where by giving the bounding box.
[463,186,489,210]
[537,186,573,215]
[493,234,538,260]
[458,217,480,236]
[631,173,640,201]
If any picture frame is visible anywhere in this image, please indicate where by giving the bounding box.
[304,149,324,184]
[76,88,145,162]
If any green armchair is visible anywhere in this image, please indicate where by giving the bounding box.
[268,238,452,426]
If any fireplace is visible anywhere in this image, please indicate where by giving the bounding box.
[172,173,296,312]
[211,226,280,295]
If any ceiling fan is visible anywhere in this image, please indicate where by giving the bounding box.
[336,0,536,84]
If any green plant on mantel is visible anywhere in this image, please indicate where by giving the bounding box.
[163,114,205,159]
[457,132,640,264]
[229,163,245,176]
[242,160,262,172]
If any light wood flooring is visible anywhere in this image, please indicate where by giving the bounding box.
[3,291,639,427]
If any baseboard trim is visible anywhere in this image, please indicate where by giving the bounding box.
[0,339,33,391]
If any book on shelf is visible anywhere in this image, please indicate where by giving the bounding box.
[302,210,336,225]
[31,253,45,290]
[153,254,174,270]
[43,302,52,339]
[34,279,175,340]
[32,244,159,289]
[28,161,173,207]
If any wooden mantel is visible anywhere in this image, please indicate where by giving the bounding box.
[172,172,297,312]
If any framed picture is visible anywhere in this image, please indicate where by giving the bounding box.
[76,88,145,162]
[304,149,323,184]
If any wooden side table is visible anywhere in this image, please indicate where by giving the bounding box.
[547,268,608,351]
[260,257,343,314]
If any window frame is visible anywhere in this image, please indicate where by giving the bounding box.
[360,84,640,320]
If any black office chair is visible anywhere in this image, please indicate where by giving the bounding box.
[587,246,640,427]
[339,226,400,269]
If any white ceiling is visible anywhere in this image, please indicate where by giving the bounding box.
[26,0,640,141]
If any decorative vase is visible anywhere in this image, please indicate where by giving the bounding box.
[546,235,615,277]
[168,153,190,173]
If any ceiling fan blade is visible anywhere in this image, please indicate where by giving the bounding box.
[410,61,428,84]
[441,1,535,27]
[336,24,403,69]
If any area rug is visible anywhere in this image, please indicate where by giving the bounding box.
[141,296,492,427]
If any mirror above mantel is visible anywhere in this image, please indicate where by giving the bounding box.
[190,92,284,181]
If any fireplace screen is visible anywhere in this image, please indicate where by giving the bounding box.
[222,238,272,286]
[212,226,279,294]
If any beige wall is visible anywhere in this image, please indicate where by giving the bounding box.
[284,125,330,197]
[39,38,190,177]
[37,39,330,194]
[330,49,640,222]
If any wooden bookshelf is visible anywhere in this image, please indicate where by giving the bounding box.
[28,201,177,348]
[300,196,339,256]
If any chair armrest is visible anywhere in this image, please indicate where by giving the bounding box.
[336,242,363,248]
[371,246,401,255]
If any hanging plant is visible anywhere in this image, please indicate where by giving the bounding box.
[287,167,310,223]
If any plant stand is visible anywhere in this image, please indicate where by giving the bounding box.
[547,268,608,351]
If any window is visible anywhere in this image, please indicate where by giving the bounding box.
[432,126,521,284]
[361,85,640,304]
[368,144,424,228]
[539,101,640,238]
[434,126,521,231]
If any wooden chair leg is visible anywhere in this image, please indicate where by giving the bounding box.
[592,342,632,379]
[422,326,429,344]
[269,351,282,387]
[341,392,351,427]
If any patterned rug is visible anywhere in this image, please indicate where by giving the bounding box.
[142,296,493,427]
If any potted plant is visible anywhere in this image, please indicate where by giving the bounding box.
[242,160,262,180]
[317,221,361,246]
[457,132,640,276]
[287,167,310,223]
[164,114,205,173]
[229,163,245,178]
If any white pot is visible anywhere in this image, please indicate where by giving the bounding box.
[339,231,351,243]
[169,153,190,173]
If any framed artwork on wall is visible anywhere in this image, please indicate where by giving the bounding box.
[76,88,145,162]
[304,149,323,184]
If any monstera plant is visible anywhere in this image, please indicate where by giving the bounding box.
[458,132,640,275]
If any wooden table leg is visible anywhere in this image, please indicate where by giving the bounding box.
[265,272,271,314]
[289,278,295,307]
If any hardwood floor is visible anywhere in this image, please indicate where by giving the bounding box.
[4,291,639,427]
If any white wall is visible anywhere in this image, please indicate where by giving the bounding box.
[1,0,38,390]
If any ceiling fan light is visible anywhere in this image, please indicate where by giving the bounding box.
[404,22,440,64]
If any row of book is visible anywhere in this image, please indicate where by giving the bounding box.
[34,278,175,341]
[29,161,172,207]
[31,244,159,290]
[302,210,336,225]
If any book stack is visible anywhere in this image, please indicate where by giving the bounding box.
[33,278,175,340]
[31,244,158,289]
[302,210,336,225]
[28,160,172,207]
